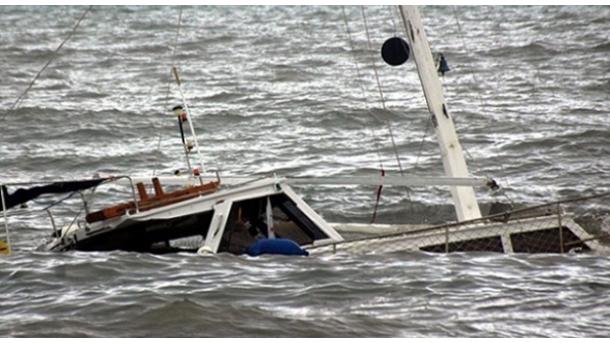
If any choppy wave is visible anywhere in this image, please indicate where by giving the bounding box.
[2,251,610,337]
[1,5,609,337]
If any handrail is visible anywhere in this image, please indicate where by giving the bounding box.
[114,175,139,213]
[315,191,610,251]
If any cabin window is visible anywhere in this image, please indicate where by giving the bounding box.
[75,210,214,254]
[217,194,329,254]
[142,210,214,253]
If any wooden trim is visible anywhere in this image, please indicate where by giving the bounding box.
[85,180,220,223]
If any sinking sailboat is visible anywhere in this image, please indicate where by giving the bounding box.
[2,6,609,256]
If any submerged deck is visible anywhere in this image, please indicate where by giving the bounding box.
[319,206,610,255]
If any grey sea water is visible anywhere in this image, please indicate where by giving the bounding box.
[0,5,609,337]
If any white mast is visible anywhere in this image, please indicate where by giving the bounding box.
[398,6,482,221]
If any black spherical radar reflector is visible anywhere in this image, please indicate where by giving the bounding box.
[381,37,410,66]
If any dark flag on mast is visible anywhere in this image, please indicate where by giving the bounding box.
[1,179,107,212]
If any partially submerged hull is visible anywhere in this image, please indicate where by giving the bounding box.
[43,177,344,254]
[320,214,609,255]
[3,7,606,258]
[40,176,609,256]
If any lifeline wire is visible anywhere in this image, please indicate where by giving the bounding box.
[3,6,92,121]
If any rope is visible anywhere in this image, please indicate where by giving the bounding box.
[2,6,92,121]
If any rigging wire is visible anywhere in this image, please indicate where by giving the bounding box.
[340,6,385,171]
[35,191,78,212]
[449,6,492,176]
[390,4,431,177]
[341,7,388,223]
[411,111,432,223]
[387,5,399,35]
[360,8,388,113]
[152,7,184,176]
[163,7,184,111]
[413,118,431,173]
[2,5,92,121]
[450,6,514,206]
[361,6,416,210]
[360,7,406,178]
[345,6,416,220]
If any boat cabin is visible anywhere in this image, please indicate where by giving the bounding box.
[47,177,344,254]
